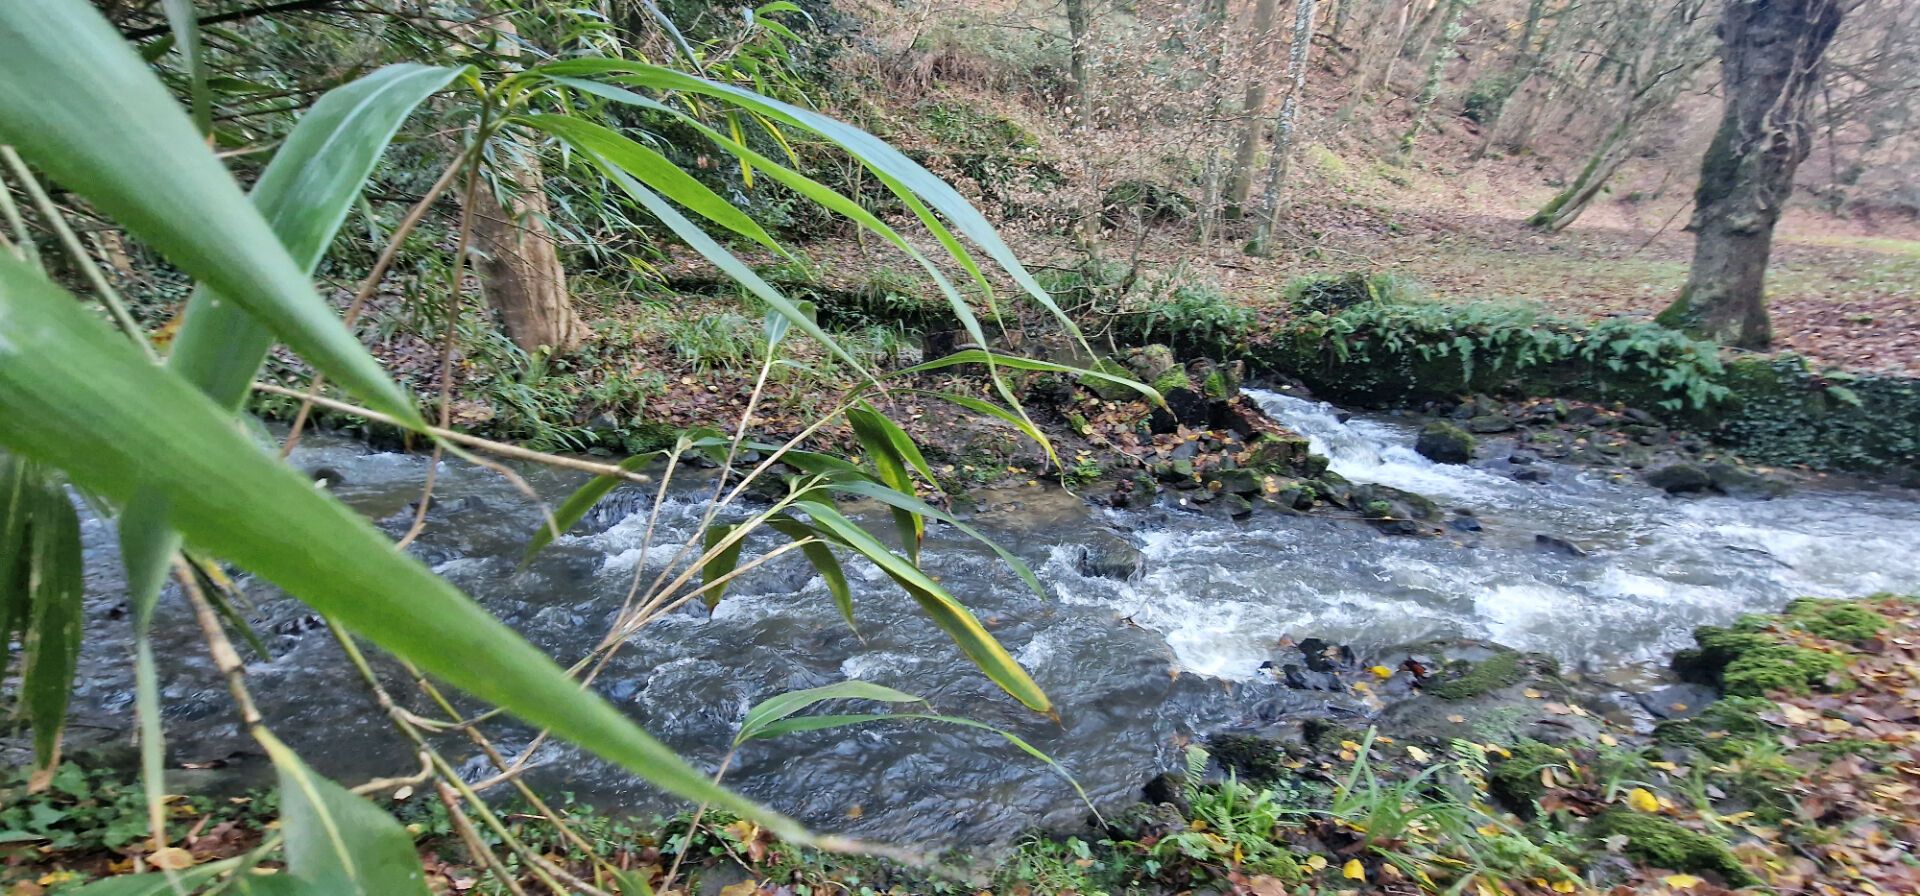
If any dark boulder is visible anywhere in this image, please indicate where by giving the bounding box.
[1646,463,1714,494]
[1076,532,1144,580]
[1414,421,1476,464]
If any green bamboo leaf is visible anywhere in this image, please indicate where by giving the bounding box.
[0,257,814,845]
[742,709,1097,818]
[734,681,924,746]
[530,60,1082,339]
[520,451,658,567]
[791,498,1050,714]
[516,114,783,253]
[844,405,923,563]
[62,858,247,895]
[908,389,1058,469]
[699,523,747,609]
[259,731,429,895]
[819,478,1044,602]
[0,455,28,676]
[22,467,82,773]
[535,75,995,369]
[766,516,855,634]
[166,63,469,414]
[558,145,870,377]
[897,351,1162,405]
[0,0,427,427]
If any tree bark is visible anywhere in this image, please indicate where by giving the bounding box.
[472,154,588,355]
[1254,0,1322,249]
[1225,0,1282,216]
[1658,0,1844,348]
[1396,0,1467,162]
[1066,0,1093,131]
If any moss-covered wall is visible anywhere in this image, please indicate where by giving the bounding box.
[1249,316,1920,474]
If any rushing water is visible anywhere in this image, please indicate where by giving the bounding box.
[58,398,1920,845]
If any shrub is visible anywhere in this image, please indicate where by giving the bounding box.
[1120,280,1255,357]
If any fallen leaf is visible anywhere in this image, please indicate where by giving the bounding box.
[1627,787,1660,813]
[1343,858,1366,881]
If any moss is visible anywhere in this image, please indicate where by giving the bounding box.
[1776,598,1887,643]
[1488,741,1569,814]
[1426,651,1525,700]
[1079,357,1139,401]
[1151,366,1193,394]
[1202,368,1230,400]
[1587,810,1760,887]
[1675,626,1850,697]
[1652,696,1779,761]
[1207,734,1290,785]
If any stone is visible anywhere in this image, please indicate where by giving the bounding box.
[1076,532,1144,580]
[1703,462,1788,499]
[1209,468,1264,496]
[1221,494,1254,518]
[1646,463,1714,494]
[1077,357,1138,402]
[1466,414,1515,433]
[1533,534,1589,557]
[1122,344,1178,382]
[1448,515,1484,533]
[1414,421,1476,464]
[1511,467,1550,483]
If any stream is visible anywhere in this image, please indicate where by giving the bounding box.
[57,392,1920,846]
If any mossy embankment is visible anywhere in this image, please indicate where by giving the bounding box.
[1245,289,1920,476]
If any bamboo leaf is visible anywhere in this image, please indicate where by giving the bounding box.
[0,256,815,845]
[0,1,427,426]
[520,452,657,567]
[844,405,923,563]
[734,681,924,746]
[700,523,747,609]
[897,351,1161,405]
[820,478,1044,601]
[0,454,28,676]
[259,731,430,895]
[554,144,870,377]
[517,113,783,254]
[21,466,82,775]
[909,389,1058,469]
[766,516,855,633]
[791,498,1050,714]
[62,858,247,895]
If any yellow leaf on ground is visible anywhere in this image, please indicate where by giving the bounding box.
[1306,854,1329,871]
[1407,745,1431,762]
[1447,714,1467,723]
[1627,787,1661,813]
[1662,873,1703,889]
[148,847,195,870]
[1343,859,1366,881]
[1370,665,1393,679]
[718,882,761,896]
[1552,880,1577,892]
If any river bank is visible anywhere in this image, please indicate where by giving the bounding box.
[10,593,1919,894]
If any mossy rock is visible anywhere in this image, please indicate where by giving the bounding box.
[1651,696,1780,761]
[1079,357,1139,401]
[1150,366,1193,395]
[1770,597,1887,643]
[1207,734,1290,785]
[1425,650,1525,700]
[1586,810,1760,887]
[1414,421,1476,464]
[1487,740,1571,814]
[1673,626,1850,697]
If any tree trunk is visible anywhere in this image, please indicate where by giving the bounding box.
[1066,0,1093,131]
[1525,119,1633,230]
[1657,0,1844,348]
[473,153,588,355]
[1396,0,1466,162]
[1225,0,1282,216]
[469,17,587,355]
[1254,0,1322,250]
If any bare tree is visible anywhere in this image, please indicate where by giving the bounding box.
[1658,0,1847,347]
[1225,0,1282,216]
